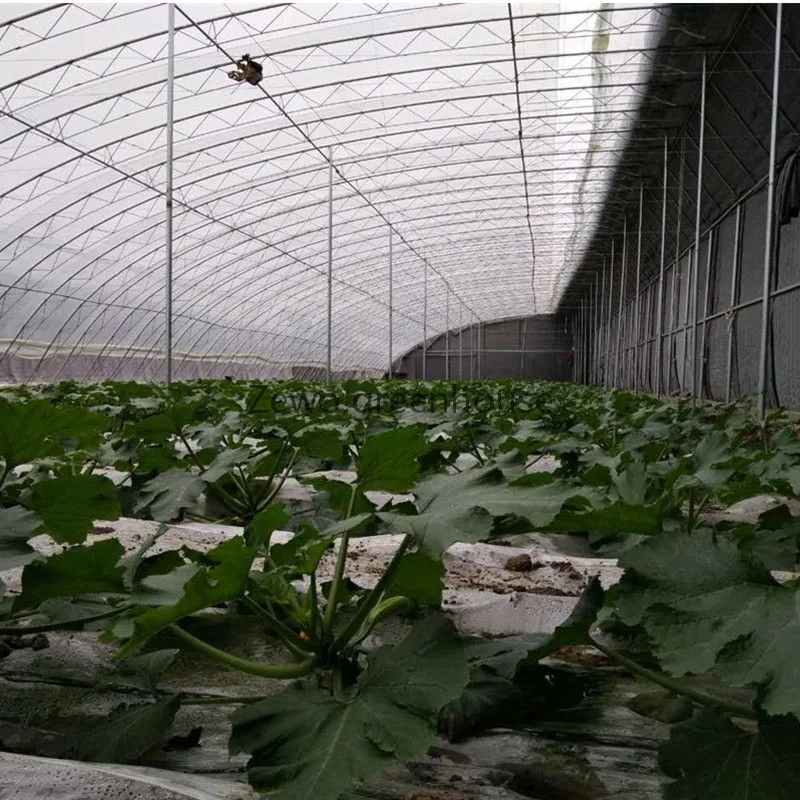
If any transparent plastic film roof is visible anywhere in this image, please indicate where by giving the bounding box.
[0,2,664,380]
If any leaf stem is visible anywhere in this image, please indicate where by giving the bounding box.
[322,482,358,637]
[334,534,411,653]
[589,637,758,721]
[0,605,127,635]
[243,596,313,656]
[167,623,316,678]
[180,695,264,705]
[262,448,299,509]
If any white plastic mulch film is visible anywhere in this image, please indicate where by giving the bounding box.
[0,2,663,381]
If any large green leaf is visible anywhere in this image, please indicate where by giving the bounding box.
[15,538,126,609]
[0,505,41,570]
[98,649,180,694]
[659,710,800,799]
[119,536,255,655]
[44,697,180,763]
[384,550,444,606]
[27,474,121,544]
[230,613,468,800]
[135,468,204,522]
[439,578,602,739]
[612,532,800,717]
[356,425,428,492]
[381,464,589,556]
[0,397,106,468]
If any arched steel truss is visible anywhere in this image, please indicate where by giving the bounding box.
[0,2,666,380]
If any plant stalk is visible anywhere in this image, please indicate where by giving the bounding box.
[322,482,359,637]
[167,623,315,678]
[243,596,313,655]
[334,534,411,652]
[589,637,757,720]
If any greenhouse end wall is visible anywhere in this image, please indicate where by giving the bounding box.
[398,315,571,381]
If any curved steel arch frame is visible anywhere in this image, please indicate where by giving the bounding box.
[0,2,664,382]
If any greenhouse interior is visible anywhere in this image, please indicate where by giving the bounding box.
[2,3,800,800]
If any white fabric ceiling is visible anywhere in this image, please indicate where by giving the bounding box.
[0,2,664,379]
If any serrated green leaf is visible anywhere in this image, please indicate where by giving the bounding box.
[120,536,255,655]
[135,468,204,522]
[270,524,332,575]
[612,532,800,717]
[230,613,468,800]
[15,538,126,610]
[27,474,121,544]
[659,710,800,799]
[0,505,41,570]
[356,425,427,492]
[460,577,603,680]
[384,550,444,606]
[380,463,589,556]
[201,447,252,483]
[245,504,290,549]
[43,697,180,763]
[306,477,372,517]
[99,649,180,693]
[0,397,105,468]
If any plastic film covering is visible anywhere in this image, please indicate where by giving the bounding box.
[0,3,662,381]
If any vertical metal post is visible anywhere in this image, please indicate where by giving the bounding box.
[689,53,706,400]
[725,204,742,402]
[164,3,175,387]
[654,136,668,395]
[633,183,643,390]
[668,135,686,395]
[459,305,464,380]
[470,319,475,381]
[592,273,599,384]
[757,3,782,420]
[477,320,483,379]
[422,262,428,380]
[445,288,450,380]
[698,230,715,398]
[581,297,586,384]
[606,240,615,388]
[326,146,333,382]
[586,295,591,384]
[388,228,393,379]
[615,217,627,387]
[600,258,607,386]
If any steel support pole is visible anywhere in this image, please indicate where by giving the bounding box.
[606,240,615,388]
[477,320,483,379]
[600,258,607,386]
[585,296,591,384]
[592,270,601,385]
[654,136,668,395]
[698,229,715,398]
[445,288,450,380]
[757,3,782,420]
[326,146,333,382]
[668,135,686,395]
[422,263,428,381]
[634,183,644,391]
[459,304,463,380]
[725,204,742,402]
[690,53,707,401]
[681,246,693,394]
[615,218,627,387]
[470,320,475,381]
[165,3,175,387]
[388,228,393,378]
[584,298,590,383]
